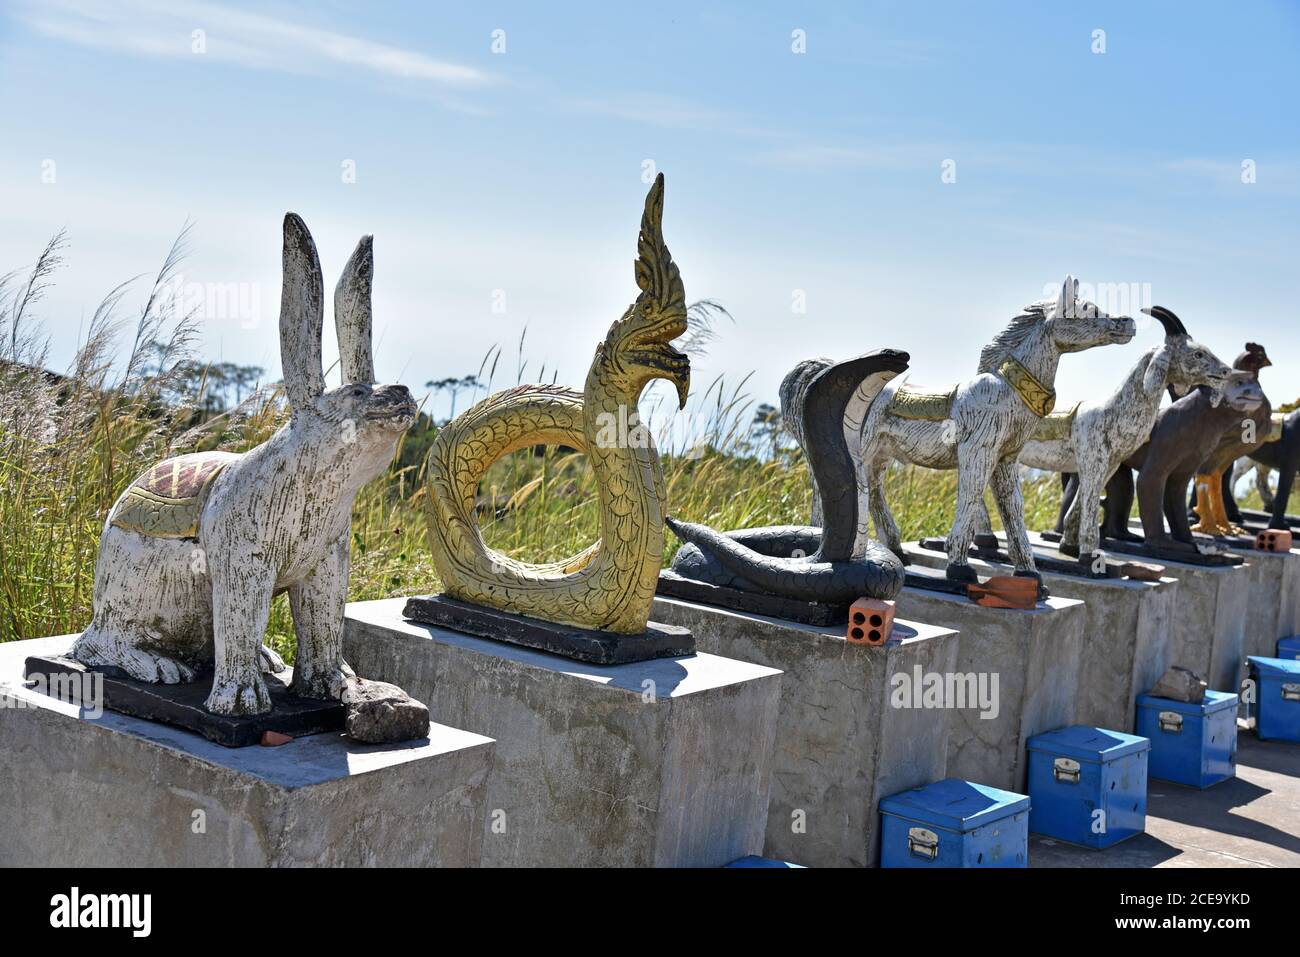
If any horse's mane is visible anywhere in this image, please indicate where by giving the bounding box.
[977,307,1049,374]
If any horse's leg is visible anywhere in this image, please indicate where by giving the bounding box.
[1258,463,1276,512]
[1055,472,1077,535]
[1064,466,1098,566]
[1164,471,1196,544]
[990,457,1041,584]
[973,497,996,549]
[1106,468,1140,541]
[947,441,996,583]
[1271,448,1298,529]
[1137,463,1172,545]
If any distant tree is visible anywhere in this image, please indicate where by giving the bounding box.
[749,402,785,459]
[426,374,482,421]
[150,342,264,419]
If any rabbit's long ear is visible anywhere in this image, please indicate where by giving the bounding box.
[280,213,326,411]
[334,234,375,383]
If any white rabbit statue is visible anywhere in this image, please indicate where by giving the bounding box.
[71,213,419,722]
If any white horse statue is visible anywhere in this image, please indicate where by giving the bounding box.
[855,276,1135,588]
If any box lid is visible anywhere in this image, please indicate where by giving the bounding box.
[1278,635,1300,653]
[1136,689,1238,715]
[1027,725,1150,763]
[879,778,1029,832]
[1248,655,1300,679]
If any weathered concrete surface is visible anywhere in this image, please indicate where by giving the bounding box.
[0,634,494,867]
[891,586,1085,792]
[343,598,782,867]
[1240,547,1300,667]
[652,596,958,868]
[1153,556,1250,694]
[1031,729,1300,867]
[1110,525,1256,693]
[905,541,1177,732]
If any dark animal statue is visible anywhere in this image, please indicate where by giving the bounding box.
[1101,372,1265,553]
[1246,409,1300,529]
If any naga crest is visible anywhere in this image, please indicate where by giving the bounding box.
[593,173,691,410]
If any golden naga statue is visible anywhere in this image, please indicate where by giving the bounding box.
[425,174,689,634]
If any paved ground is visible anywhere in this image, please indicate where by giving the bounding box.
[1032,726,1300,867]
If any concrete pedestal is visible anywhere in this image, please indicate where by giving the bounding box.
[1141,555,1249,694]
[651,595,958,868]
[0,634,495,867]
[1111,524,1256,692]
[1241,547,1300,666]
[343,598,781,868]
[889,586,1085,792]
[905,541,1177,733]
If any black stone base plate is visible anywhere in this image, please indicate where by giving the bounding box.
[917,538,1118,580]
[402,594,694,665]
[657,569,851,626]
[1239,508,1300,529]
[1038,530,1244,567]
[901,564,986,597]
[22,656,345,748]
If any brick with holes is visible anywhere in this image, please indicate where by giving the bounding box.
[1256,528,1293,553]
[846,598,895,645]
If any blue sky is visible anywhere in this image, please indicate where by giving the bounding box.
[2,0,1297,423]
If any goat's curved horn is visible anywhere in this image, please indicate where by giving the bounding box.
[1141,305,1187,337]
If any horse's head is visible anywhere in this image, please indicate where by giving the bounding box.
[1043,275,1136,353]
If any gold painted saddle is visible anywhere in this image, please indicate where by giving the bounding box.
[1031,401,1083,442]
[887,385,957,421]
[110,451,241,539]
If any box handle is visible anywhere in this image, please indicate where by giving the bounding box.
[907,826,939,860]
[1158,710,1183,733]
[1283,683,1300,702]
[1053,757,1081,783]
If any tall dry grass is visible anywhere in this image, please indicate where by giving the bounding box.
[1,237,1073,661]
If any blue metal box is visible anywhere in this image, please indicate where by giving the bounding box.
[879,778,1029,868]
[1248,656,1300,742]
[1277,635,1300,661]
[1135,690,1237,788]
[1026,726,1150,849]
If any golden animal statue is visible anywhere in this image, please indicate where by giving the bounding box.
[425,174,689,634]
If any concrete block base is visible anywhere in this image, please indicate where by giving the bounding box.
[1109,526,1255,692]
[905,540,1177,732]
[1241,547,1300,666]
[0,635,495,867]
[652,595,958,868]
[343,598,781,867]
[890,585,1085,792]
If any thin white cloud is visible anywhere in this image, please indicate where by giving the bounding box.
[13,0,496,88]
[561,93,783,138]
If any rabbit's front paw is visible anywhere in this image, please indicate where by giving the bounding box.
[76,636,196,684]
[204,672,273,716]
[290,662,355,702]
[123,649,196,685]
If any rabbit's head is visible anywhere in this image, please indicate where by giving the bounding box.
[279,214,417,482]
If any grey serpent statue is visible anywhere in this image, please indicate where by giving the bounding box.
[666,349,910,603]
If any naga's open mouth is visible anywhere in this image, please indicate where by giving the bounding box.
[628,340,690,409]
